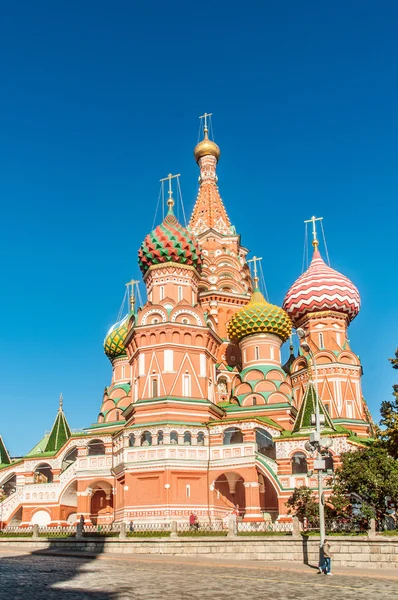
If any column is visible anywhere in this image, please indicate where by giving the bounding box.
[243,482,263,521]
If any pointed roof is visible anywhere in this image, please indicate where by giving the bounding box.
[189,130,234,236]
[44,394,71,453]
[292,382,335,434]
[0,435,11,465]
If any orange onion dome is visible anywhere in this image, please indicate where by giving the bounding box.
[283,248,360,325]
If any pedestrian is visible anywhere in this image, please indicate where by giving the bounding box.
[189,512,199,531]
[76,515,85,537]
[321,539,333,575]
[129,520,134,533]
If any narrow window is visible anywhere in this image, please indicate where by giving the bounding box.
[183,374,191,397]
[253,397,257,406]
[255,346,259,360]
[152,377,158,398]
[270,346,275,360]
[186,484,191,498]
[121,365,125,379]
[178,286,183,301]
[347,402,353,419]
[336,332,341,347]
[160,286,164,300]
[319,333,324,348]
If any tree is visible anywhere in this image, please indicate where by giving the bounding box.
[380,348,398,458]
[286,486,319,524]
[332,446,398,520]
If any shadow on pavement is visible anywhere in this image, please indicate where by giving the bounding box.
[0,538,118,599]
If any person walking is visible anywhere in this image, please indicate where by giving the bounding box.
[322,539,333,575]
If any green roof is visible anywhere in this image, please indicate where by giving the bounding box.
[0,435,11,465]
[43,400,71,453]
[292,382,335,434]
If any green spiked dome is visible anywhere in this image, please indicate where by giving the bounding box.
[104,314,130,360]
[227,287,292,343]
[44,395,71,453]
[138,202,202,275]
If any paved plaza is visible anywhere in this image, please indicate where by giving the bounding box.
[0,548,398,600]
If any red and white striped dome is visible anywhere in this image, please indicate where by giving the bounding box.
[283,248,360,325]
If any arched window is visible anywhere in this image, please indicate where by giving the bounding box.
[253,396,257,406]
[170,430,178,444]
[151,377,158,398]
[255,346,260,360]
[324,452,334,472]
[140,431,152,446]
[183,431,191,445]
[34,463,53,484]
[178,286,183,301]
[319,333,324,348]
[223,427,243,445]
[129,434,135,447]
[197,432,205,446]
[291,452,308,475]
[157,430,164,445]
[217,377,228,394]
[255,428,276,460]
[87,439,105,456]
[61,447,78,471]
[1,474,16,497]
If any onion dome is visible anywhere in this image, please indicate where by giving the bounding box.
[138,201,203,275]
[227,286,292,343]
[194,128,221,163]
[283,247,360,325]
[104,314,129,360]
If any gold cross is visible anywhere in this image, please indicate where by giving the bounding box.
[247,255,263,280]
[160,173,181,207]
[199,112,213,131]
[59,393,63,410]
[304,215,323,245]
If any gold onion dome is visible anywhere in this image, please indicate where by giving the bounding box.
[104,314,130,360]
[227,286,292,343]
[194,128,221,163]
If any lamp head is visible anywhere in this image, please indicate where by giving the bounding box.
[320,437,333,449]
[300,342,311,353]
[304,440,315,453]
[296,328,306,340]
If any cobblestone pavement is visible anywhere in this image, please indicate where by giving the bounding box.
[0,549,398,600]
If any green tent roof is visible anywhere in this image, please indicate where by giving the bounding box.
[292,382,335,434]
[0,435,11,465]
[44,403,71,453]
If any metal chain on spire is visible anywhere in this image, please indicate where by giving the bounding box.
[302,221,308,273]
[152,183,163,230]
[320,219,331,266]
[116,288,129,322]
[176,176,187,227]
[259,262,270,302]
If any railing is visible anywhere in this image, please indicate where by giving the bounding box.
[127,523,171,537]
[237,521,293,535]
[303,518,369,534]
[177,521,227,536]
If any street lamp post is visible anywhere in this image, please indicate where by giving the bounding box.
[297,328,332,548]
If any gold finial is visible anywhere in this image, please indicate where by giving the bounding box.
[126,279,139,312]
[199,112,212,136]
[194,113,220,163]
[59,393,63,411]
[304,215,323,250]
[247,256,263,288]
[160,173,181,210]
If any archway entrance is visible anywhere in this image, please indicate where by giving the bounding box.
[213,472,246,516]
[89,481,114,525]
[60,481,78,524]
[257,469,279,520]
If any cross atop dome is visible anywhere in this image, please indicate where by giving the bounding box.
[247,255,263,287]
[160,173,180,210]
[304,215,323,251]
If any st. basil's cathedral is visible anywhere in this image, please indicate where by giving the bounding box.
[0,118,373,527]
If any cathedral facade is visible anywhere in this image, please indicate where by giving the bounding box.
[0,122,372,528]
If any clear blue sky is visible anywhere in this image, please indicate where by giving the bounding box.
[0,1,396,455]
